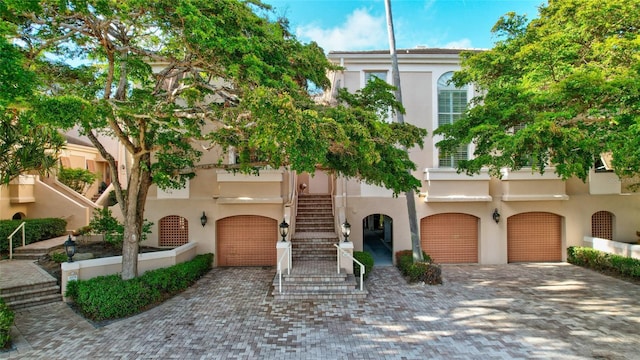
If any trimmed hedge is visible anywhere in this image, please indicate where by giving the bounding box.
[353,251,374,280]
[65,253,213,321]
[567,246,640,278]
[0,218,67,252]
[396,250,442,285]
[0,298,14,349]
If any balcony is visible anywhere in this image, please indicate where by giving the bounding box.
[422,168,492,202]
[214,169,284,204]
[500,168,568,201]
[9,175,36,203]
[588,169,621,195]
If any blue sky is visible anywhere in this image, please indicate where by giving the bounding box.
[263,0,546,52]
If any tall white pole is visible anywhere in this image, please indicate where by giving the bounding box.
[384,0,423,262]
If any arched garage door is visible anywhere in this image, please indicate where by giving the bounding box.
[217,215,277,266]
[507,212,561,262]
[420,213,478,263]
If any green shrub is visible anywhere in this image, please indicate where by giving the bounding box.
[66,253,213,321]
[58,166,96,193]
[567,246,640,279]
[88,208,152,248]
[395,250,442,285]
[50,252,68,263]
[353,251,374,280]
[0,218,67,252]
[0,298,14,349]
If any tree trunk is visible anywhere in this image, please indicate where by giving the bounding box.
[120,153,152,280]
[385,0,424,262]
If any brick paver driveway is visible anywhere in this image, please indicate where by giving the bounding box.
[4,263,639,359]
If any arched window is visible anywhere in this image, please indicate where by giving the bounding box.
[591,211,613,240]
[159,215,189,247]
[437,72,468,167]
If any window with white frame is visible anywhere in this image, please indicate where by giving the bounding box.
[364,71,387,84]
[438,72,468,167]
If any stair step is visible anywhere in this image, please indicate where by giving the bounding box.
[6,293,62,310]
[2,285,60,302]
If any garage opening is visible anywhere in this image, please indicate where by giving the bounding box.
[362,214,393,266]
[507,212,562,262]
[217,215,277,267]
[420,213,478,263]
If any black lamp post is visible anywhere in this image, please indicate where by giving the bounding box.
[64,235,76,263]
[279,220,289,242]
[341,221,351,242]
[200,212,208,227]
[492,208,501,224]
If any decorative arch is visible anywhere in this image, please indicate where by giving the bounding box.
[12,212,25,220]
[159,215,189,247]
[420,213,478,263]
[362,214,393,265]
[591,211,613,240]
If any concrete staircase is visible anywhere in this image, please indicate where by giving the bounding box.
[2,280,61,310]
[0,261,61,310]
[292,194,338,261]
[273,194,367,300]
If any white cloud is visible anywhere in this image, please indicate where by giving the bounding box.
[295,8,386,52]
[443,38,473,49]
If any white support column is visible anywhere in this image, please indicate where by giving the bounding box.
[339,241,354,274]
[276,241,292,273]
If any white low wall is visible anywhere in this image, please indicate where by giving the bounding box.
[60,242,198,300]
[583,236,640,260]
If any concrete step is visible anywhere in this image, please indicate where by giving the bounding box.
[6,293,62,310]
[272,273,367,301]
[2,283,61,310]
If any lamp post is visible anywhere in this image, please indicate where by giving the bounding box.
[341,221,351,242]
[64,235,76,263]
[200,212,208,227]
[279,220,289,242]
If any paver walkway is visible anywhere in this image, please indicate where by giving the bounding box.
[2,263,639,359]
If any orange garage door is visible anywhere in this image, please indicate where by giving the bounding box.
[217,215,277,266]
[420,213,478,263]
[507,212,561,262]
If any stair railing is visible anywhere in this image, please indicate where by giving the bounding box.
[276,244,291,293]
[7,222,26,260]
[334,244,365,291]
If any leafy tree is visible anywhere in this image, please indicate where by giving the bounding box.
[58,166,97,193]
[0,34,64,183]
[436,0,640,181]
[2,0,426,279]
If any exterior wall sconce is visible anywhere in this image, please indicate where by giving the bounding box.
[341,220,351,242]
[64,235,76,263]
[279,220,289,242]
[200,212,208,227]
[492,208,501,224]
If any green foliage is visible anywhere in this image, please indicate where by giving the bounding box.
[88,208,152,247]
[567,246,640,278]
[0,298,14,349]
[395,250,442,285]
[0,218,67,252]
[353,251,374,280]
[436,0,640,181]
[0,36,64,184]
[1,0,425,278]
[50,251,68,263]
[65,253,213,321]
[58,166,97,193]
